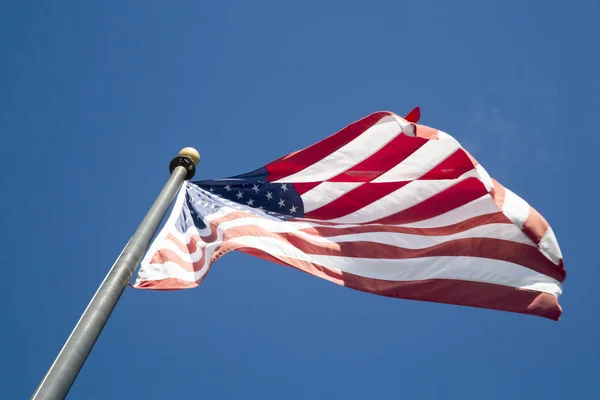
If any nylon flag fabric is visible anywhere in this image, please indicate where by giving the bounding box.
[134,108,565,320]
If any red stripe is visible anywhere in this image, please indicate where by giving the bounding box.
[160,211,512,264]
[181,210,258,245]
[237,249,562,321]
[327,135,427,182]
[304,182,410,220]
[292,182,322,195]
[300,212,511,237]
[135,277,202,290]
[158,219,565,282]
[490,178,506,209]
[419,149,477,180]
[277,234,565,283]
[265,112,392,182]
[523,207,550,246]
[415,124,439,139]
[165,211,511,261]
[370,177,488,225]
[150,249,206,272]
[137,246,561,321]
[404,106,420,123]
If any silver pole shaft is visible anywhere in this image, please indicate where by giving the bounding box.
[32,149,199,400]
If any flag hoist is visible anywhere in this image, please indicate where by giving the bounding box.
[31,148,200,400]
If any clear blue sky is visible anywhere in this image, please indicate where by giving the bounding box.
[2,1,598,398]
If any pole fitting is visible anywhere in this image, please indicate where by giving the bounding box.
[169,147,200,180]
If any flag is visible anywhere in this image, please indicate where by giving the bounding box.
[134,108,565,320]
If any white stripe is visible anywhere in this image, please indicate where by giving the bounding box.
[140,244,562,296]
[273,116,402,183]
[322,223,534,248]
[539,227,563,265]
[372,139,460,182]
[437,130,457,142]
[141,194,518,279]
[168,194,504,247]
[401,194,499,228]
[157,220,536,262]
[502,188,530,228]
[136,258,209,284]
[137,186,241,286]
[138,182,189,285]
[391,113,412,133]
[169,205,240,242]
[475,164,493,191]
[138,235,561,296]
[326,169,480,223]
[168,192,502,247]
[301,182,363,213]
[212,236,561,295]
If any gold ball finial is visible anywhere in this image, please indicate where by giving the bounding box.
[179,147,200,166]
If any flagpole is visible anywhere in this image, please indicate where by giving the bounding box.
[31,147,200,400]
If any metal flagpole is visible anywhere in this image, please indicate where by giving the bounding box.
[31,147,200,400]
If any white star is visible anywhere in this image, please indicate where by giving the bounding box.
[225,185,232,192]
[252,184,260,193]
[258,205,264,211]
[278,198,285,208]
[246,198,255,206]
[236,191,243,199]
[281,183,288,192]
[266,191,273,200]
[289,205,297,214]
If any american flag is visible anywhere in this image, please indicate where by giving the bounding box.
[135,108,565,320]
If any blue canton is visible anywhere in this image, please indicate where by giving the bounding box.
[175,168,304,233]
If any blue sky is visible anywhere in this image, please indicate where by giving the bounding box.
[2,1,599,398]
